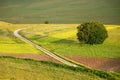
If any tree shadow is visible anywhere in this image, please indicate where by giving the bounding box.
[51,39,77,44]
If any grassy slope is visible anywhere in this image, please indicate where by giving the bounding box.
[0,0,120,24]
[0,56,119,80]
[21,24,120,58]
[0,22,119,79]
[0,21,42,54]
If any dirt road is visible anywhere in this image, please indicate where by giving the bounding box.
[14,28,77,67]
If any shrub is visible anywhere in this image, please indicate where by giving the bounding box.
[77,22,108,44]
[44,21,49,24]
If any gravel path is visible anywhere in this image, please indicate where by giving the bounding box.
[14,28,77,67]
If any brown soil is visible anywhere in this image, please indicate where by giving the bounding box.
[0,53,60,63]
[1,53,120,71]
[65,55,120,71]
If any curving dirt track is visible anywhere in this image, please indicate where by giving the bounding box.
[13,28,77,67]
[65,55,120,71]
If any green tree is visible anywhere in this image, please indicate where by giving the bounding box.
[77,22,108,44]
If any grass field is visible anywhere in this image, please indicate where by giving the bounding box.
[0,22,120,80]
[0,56,120,80]
[0,22,120,79]
[0,0,119,79]
[1,21,119,58]
[21,24,120,58]
[0,21,42,54]
[0,0,120,24]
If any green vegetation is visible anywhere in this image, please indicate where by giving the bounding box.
[77,22,108,44]
[0,0,119,79]
[0,22,119,80]
[0,0,119,24]
[21,24,120,58]
[0,21,42,54]
[44,21,49,24]
[0,56,119,80]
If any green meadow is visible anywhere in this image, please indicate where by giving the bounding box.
[21,24,120,58]
[0,0,120,79]
[0,22,120,80]
[0,56,119,80]
[0,0,119,24]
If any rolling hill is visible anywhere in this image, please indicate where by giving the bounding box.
[0,56,119,80]
[0,21,120,80]
[0,0,120,24]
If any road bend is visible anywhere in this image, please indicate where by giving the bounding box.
[14,28,77,67]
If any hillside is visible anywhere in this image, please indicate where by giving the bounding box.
[21,24,120,59]
[0,0,120,24]
[0,56,119,80]
[0,22,120,72]
[0,22,120,79]
[0,21,42,54]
